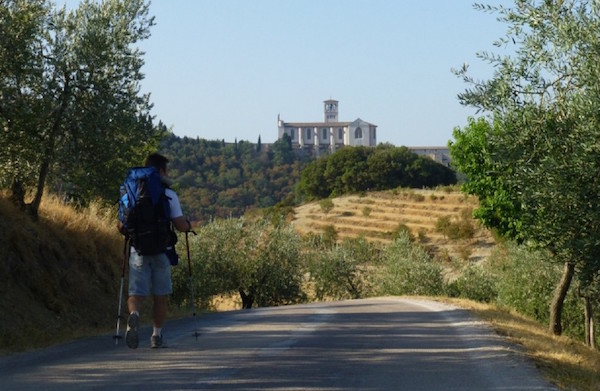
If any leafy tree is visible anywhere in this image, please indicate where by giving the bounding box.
[452,0,600,338]
[0,0,160,217]
[172,218,306,309]
[449,117,523,240]
[270,133,294,165]
[297,145,455,200]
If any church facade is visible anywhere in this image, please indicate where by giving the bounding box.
[277,100,377,155]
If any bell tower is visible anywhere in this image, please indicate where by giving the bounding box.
[324,99,338,123]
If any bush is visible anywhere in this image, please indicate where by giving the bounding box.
[448,264,497,302]
[487,243,583,338]
[171,218,306,309]
[246,222,307,307]
[308,237,379,300]
[435,215,452,237]
[322,224,338,245]
[391,223,414,242]
[377,231,444,296]
[319,198,334,214]
[434,211,475,240]
[409,193,426,202]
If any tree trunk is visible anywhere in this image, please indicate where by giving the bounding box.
[591,311,596,350]
[583,296,595,348]
[28,78,70,219]
[239,288,254,309]
[549,261,575,335]
[10,178,26,210]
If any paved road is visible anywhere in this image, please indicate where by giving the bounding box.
[0,297,557,390]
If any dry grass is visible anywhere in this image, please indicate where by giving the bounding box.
[445,298,600,391]
[293,188,495,262]
[0,192,123,354]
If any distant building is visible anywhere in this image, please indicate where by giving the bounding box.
[276,100,451,166]
[277,99,377,156]
[408,147,451,167]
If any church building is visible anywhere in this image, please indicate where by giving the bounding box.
[277,100,377,155]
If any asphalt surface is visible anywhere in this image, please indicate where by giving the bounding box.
[0,297,558,390]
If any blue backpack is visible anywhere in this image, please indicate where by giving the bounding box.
[118,167,173,256]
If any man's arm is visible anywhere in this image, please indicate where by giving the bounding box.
[172,216,192,232]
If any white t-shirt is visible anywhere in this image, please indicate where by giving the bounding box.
[165,188,183,219]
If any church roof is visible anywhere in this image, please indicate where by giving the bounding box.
[282,119,377,127]
[282,121,352,127]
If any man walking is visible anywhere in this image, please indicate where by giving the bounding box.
[123,153,192,349]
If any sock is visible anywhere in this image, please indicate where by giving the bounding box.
[153,327,162,337]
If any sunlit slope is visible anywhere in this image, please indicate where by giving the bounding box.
[293,189,495,261]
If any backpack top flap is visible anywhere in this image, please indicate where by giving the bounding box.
[126,166,163,207]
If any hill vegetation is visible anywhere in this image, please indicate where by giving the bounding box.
[157,134,457,223]
[2,190,598,390]
[293,187,494,262]
[158,133,310,222]
[296,143,456,200]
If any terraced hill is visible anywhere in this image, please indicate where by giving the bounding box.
[292,189,496,262]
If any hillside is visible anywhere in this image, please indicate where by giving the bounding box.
[0,194,122,354]
[292,188,496,262]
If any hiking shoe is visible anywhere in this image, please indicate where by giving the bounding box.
[151,334,163,349]
[125,313,139,349]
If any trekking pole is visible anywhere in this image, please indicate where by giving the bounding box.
[113,238,129,345]
[185,229,200,340]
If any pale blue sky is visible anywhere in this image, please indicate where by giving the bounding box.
[64,1,511,146]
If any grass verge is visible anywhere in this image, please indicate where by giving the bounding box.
[446,298,600,391]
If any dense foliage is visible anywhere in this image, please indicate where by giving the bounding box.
[171,218,306,309]
[451,0,600,338]
[159,133,311,222]
[0,0,162,216]
[297,144,456,200]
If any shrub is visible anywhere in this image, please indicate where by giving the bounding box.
[488,243,583,338]
[362,206,372,217]
[456,243,472,261]
[319,198,334,214]
[322,224,338,246]
[417,228,428,243]
[410,193,426,202]
[171,218,306,309]
[448,264,497,302]
[377,231,444,296]
[435,215,452,237]
[391,223,414,242]
[435,212,475,240]
[308,237,379,300]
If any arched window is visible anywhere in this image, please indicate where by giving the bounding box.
[322,128,327,139]
[355,127,363,139]
[338,128,344,140]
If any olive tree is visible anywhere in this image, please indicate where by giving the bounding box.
[452,0,600,339]
[0,0,161,217]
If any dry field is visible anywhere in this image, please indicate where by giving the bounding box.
[292,188,496,262]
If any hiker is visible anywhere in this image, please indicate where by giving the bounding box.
[119,153,192,349]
